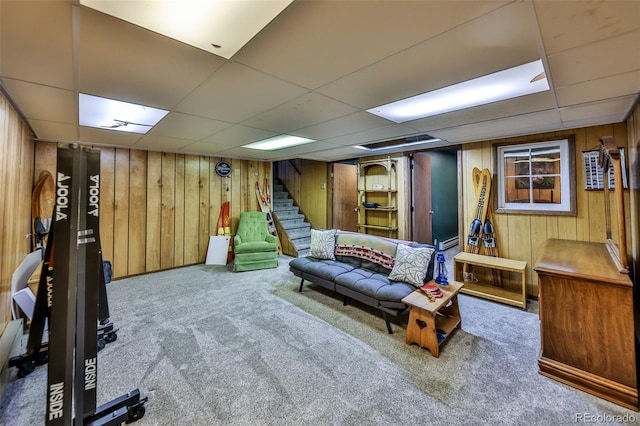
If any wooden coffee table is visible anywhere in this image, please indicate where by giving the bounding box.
[401,280,463,358]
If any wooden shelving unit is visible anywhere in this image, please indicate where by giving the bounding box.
[453,252,527,309]
[357,157,398,237]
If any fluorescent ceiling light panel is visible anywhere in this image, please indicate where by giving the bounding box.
[243,135,315,151]
[80,0,294,59]
[79,93,169,134]
[368,60,549,123]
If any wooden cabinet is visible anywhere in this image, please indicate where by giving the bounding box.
[534,238,637,410]
[357,157,398,237]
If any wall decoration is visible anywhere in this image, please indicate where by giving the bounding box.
[582,148,628,190]
[215,160,232,177]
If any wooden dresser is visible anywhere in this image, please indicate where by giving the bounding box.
[534,238,637,410]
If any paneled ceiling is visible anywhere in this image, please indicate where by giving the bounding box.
[1,0,638,162]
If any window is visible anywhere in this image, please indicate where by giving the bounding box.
[496,138,576,215]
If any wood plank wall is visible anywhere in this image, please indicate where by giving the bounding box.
[34,141,272,279]
[0,94,34,328]
[276,159,329,229]
[461,123,631,297]
[626,102,640,288]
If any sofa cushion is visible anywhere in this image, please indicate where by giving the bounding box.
[308,229,337,260]
[388,243,435,286]
[335,255,362,268]
[335,232,397,270]
[376,281,415,303]
[334,269,391,298]
[289,257,354,281]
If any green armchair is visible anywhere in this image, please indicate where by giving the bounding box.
[233,212,278,272]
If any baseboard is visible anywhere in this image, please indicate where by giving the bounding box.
[0,319,23,401]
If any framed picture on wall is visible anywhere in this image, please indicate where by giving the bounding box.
[582,148,628,190]
[496,138,576,215]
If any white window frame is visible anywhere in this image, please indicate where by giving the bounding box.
[496,138,576,215]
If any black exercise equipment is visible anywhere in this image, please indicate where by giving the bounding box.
[10,145,146,424]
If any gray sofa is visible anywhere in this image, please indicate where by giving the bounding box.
[289,230,436,333]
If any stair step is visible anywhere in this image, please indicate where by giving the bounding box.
[279,219,310,230]
[272,199,294,208]
[273,206,299,216]
[273,192,288,200]
[287,228,310,239]
[274,185,284,192]
[296,249,310,257]
[275,213,304,223]
[292,236,311,247]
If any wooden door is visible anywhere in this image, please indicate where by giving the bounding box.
[331,163,357,231]
[412,154,433,244]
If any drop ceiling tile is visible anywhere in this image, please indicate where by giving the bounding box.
[547,30,640,87]
[559,96,637,124]
[324,124,423,147]
[147,112,231,140]
[79,126,144,147]
[78,6,225,109]
[235,0,508,89]
[134,135,193,151]
[555,71,640,108]
[199,125,276,149]
[534,0,640,55]
[30,120,79,143]
[290,112,391,141]
[240,93,359,133]
[297,146,367,162]
[2,79,76,124]
[430,110,563,143]
[213,146,281,161]
[0,1,74,89]
[175,62,307,123]
[317,1,541,109]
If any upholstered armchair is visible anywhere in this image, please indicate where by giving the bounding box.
[233,212,278,272]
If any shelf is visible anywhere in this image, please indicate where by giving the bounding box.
[434,312,461,338]
[357,155,398,237]
[459,281,525,309]
[357,224,398,231]
[359,207,397,212]
[453,252,527,309]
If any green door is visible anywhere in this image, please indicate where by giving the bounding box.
[412,150,458,246]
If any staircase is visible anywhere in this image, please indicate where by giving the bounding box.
[272,182,311,257]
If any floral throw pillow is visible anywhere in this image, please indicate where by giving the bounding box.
[309,229,337,260]
[388,243,435,287]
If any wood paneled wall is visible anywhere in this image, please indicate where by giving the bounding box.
[461,123,631,297]
[626,101,640,288]
[0,93,34,328]
[34,142,272,279]
[277,159,329,229]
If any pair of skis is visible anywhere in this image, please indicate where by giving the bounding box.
[463,167,501,287]
[216,201,233,263]
[255,179,282,254]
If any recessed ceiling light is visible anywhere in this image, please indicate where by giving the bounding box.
[79,93,169,134]
[367,59,549,123]
[242,135,316,151]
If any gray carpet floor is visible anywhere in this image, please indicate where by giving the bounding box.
[1,254,637,425]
